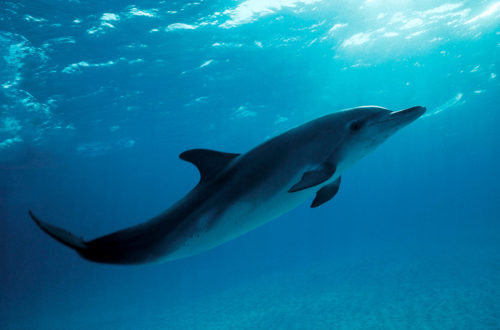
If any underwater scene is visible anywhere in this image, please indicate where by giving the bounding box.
[1,0,500,328]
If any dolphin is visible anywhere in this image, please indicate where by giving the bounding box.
[29,105,425,265]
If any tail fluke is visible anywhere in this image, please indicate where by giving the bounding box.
[29,210,87,251]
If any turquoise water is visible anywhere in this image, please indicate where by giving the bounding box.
[1,0,500,328]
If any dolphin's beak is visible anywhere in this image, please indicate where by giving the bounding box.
[379,106,426,130]
[390,106,426,125]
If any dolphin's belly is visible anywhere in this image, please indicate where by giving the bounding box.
[164,175,316,261]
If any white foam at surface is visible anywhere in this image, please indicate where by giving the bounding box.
[321,0,500,58]
[405,30,427,38]
[423,2,464,15]
[101,22,115,29]
[166,23,198,31]
[430,37,444,42]
[466,1,500,24]
[129,8,156,17]
[342,32,371,48]
[328,23,348,35]
[383,32,399,37]
[389,12,406,25]
[62,60,118,74]
[212,42,244,48]
[401,18,424,30]
[101,13,120,21]
[219,0,320,28]
[24,14,46,22]
[128,58,144,64]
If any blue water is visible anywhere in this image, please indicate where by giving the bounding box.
[1,0,500,328]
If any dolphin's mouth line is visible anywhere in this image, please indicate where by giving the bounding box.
[373,117,401,125]
[367,115,403,127]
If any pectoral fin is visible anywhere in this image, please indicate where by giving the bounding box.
[288,163,336,193]
[311,177,341,208]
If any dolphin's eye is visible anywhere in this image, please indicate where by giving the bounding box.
[349,120,364,132]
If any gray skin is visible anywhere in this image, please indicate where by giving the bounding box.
[29,105,425,265]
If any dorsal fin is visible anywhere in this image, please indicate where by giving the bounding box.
[179,148,240,183]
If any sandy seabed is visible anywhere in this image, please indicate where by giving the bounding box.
[5,248,498,330]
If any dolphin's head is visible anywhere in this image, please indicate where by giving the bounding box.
[330,105,426,169]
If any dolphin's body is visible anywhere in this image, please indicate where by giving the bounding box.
[30,105,425,265]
